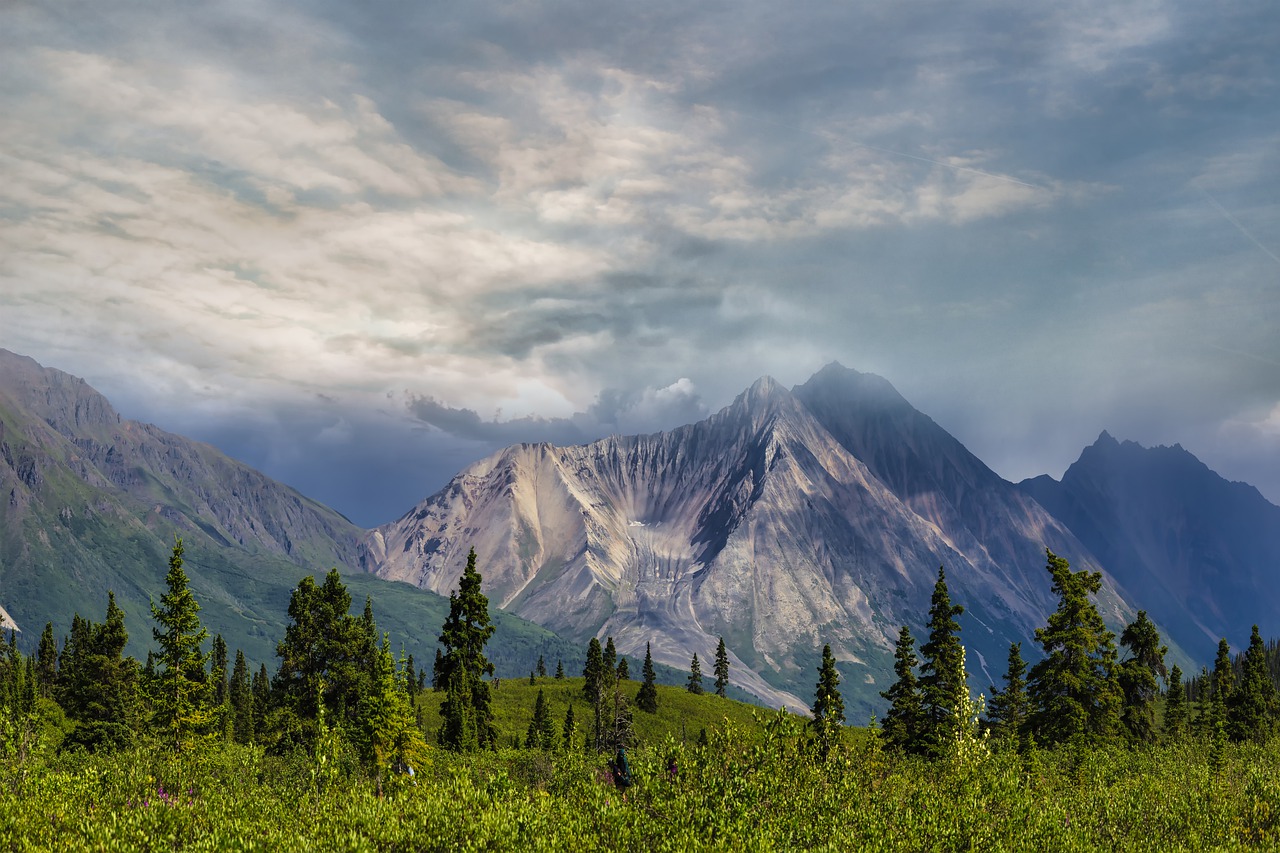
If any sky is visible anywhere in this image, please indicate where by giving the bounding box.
[1,0,1277,528]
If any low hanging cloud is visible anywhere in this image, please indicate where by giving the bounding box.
[406,377,708,447]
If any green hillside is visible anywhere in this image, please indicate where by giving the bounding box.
[414,676,809,750]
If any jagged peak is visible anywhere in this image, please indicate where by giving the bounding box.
[793,361,908,409]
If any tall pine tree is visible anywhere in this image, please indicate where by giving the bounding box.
[150,538,211,752]
[583,638,605,704]
[879,626,925,754]
[714,638,730,698]
[686,653,704,695]
[987,642,1029,750]
[1118,611,1166,744]
[636,642,659,713]
[1163,664,1189,742]
[1026,549,1120,746]
[436,548,496,750]
[811,644,845,760]
[918,567,968,758]
[1228,625,1277,744]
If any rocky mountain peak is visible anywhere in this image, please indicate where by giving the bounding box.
[0,348,121,436]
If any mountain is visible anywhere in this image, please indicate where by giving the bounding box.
[364,364,1149,716]
[0,348,578,677]
[1019,432,1280,656]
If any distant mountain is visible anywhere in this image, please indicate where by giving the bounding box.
[364,364,1152,716]
[0,348,577,677]
[1019,432,1280,656]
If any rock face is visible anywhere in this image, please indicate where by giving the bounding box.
[366,363,1141,713]
[0,348,364,657]
[1020,432,1280,656]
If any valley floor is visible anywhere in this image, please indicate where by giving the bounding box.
[3,724,1279,851]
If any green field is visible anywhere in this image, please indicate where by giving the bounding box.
[3,719,1279,851]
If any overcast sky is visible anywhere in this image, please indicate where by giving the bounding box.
[2,1,1277,527]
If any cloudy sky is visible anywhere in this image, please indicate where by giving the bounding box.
[2,0,1277,527]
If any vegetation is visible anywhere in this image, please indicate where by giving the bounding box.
[5,539,1280,849]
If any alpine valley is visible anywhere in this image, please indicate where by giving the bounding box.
[3,348,1278,719]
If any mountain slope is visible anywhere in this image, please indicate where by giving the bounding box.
[1019,432,1280,654]
[0,349,577,678]
[366,367,1150,715]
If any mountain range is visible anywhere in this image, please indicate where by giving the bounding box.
[3,348,1276,717]
[0,348,578,677]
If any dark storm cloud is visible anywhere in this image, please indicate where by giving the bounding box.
[2,0,1278,521]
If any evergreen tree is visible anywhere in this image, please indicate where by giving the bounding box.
[1228,625,1277,744]
[62,592,138,752]
[525,688,556,750]
[617,657,630,681]
[211,634,229,707]
[918,567,968,758]
[273,569,378,747]
[599,682,635,754]
[252,663,271,740]
[536,654,547,679]
[1163,664,1188,742]
[1208,638,1234,742]
[35,622,56,699]
[561,702,577,751]
[811,644,845,760]
[555,659,565,680]
[1026,549,1121,746]
[436,548,497,750]
[602,637,619,691]
[1117,611,1166,744]
[230,650,254,745]
[986,642,1029,750]
[637,642,659,713]
[880,626,925,754]
[714,637,730,698]
[583,638,605,704]
[687,653,704,695]
[432,649,445,691]
[151,538,211,752]
[357,634,427,773]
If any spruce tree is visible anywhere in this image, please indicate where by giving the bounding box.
[714,637,730,697]
[536,654,547,679]
[436,548,497,750]
[637,642,659,713]
[583,638,605,704]
[1228,625,1277,744]
[252,663,271,740]
[151,538,211,752]
[62,592,138,752]
[1208,638,1234,742]
[1163,664,1188,742]
[918,567,968,758]
[357,634,427,772]
[1026,549,1121,746]
[561,702,577,751]
[687,653,704,695]
[525,688,555,749]
[602,637,619,692]
[1118,611,1166,744]
[555,659,565,680]
[811,644,845,760]
[880,626,925,754]
[211,634,229,707]
[230,650,254,744]
[986,642,1029,750]
[36,622,56,699]
[617,657,629,681]
[433,649,445,690]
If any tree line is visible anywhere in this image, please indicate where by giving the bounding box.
[878,549,1280,758]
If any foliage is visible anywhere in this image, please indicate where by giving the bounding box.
[436,548,497,751]
[879,626,924,755]
[714,637,730,698]
[810,644,845,760]
[1026,549,1120,746]
[636,643,659,714]
[150,538,212,753]
[1229,626,1279,744]
[986,642,1028,750]
[918,567,968,758]
[686,653,704,695]
[1118,610,1167,744]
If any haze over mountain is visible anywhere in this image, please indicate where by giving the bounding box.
[0,348,576,675]
[365,362,1159,715]
[1020,433,1280,656]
